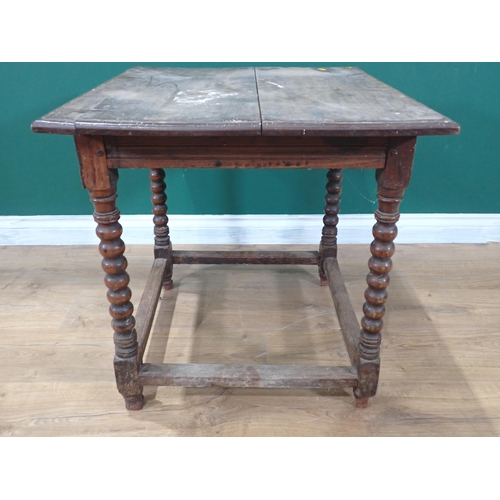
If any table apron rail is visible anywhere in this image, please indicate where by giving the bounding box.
[106,150,385,170]
[104,137,387,170]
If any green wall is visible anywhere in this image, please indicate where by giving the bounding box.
[1,63,499,216]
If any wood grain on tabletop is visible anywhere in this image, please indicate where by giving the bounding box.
[31,66,460,137]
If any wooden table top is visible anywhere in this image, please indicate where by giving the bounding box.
[32,66,460,137]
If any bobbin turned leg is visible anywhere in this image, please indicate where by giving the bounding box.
[149,168,173,290]
[319,169,342,286]
[354,137,416,407]
[75,135,143,411]
[90,182,144,410]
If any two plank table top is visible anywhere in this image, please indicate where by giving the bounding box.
[32,66,459,410]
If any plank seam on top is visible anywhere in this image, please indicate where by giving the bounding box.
[253,67,264,135]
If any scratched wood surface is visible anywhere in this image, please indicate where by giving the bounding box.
[31,66,460,137]
[31,67,261,136]
[1,244,498,436]
[255,67,460,136]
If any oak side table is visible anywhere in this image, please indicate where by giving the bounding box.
[32,67,459,410]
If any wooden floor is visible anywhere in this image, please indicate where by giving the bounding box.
[1,243,499,436]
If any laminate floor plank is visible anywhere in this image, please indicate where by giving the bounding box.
[1,243,499,436]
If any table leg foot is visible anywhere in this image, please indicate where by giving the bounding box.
[124,394,145,411]
[163,278,174,291]
[354,396,369,409]
[319,278,328,287]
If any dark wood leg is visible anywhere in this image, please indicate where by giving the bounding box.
[319,168,342,286]
[354,137,416,406]
[90,182,144,411]
[354,199,399,404]
[149,168,173,290]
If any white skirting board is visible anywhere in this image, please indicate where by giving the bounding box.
[0,214,499,246]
